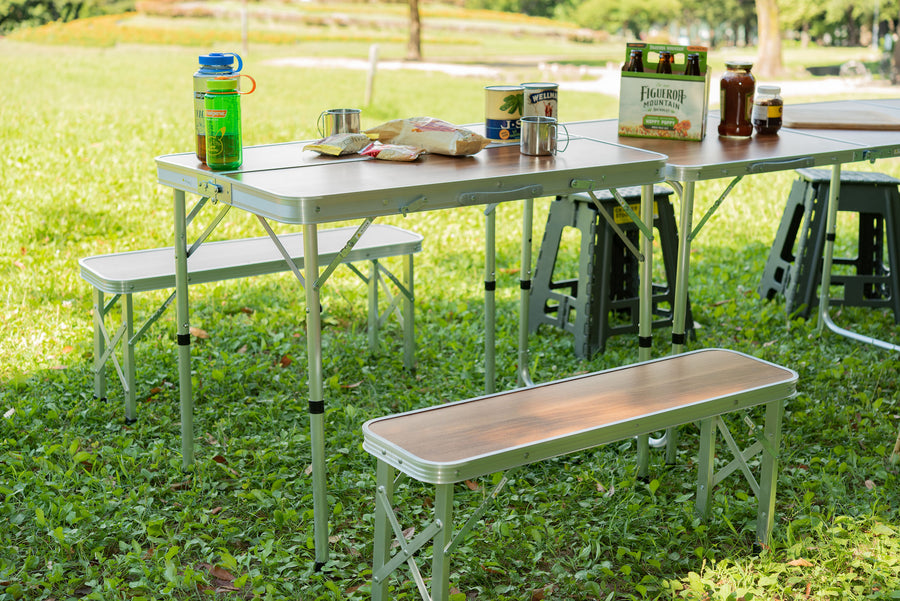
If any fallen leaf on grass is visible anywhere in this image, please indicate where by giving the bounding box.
[465,480,480,491]
[278,354,293,367]
[200,563,236,582]
[341,380,362,389]
[390,527,415,548]
[865,479,875,489]
[190,326,209,339]
[787,558,813,567]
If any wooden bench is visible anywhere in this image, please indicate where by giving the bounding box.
[362,349,798,601]
[80,224,423,423]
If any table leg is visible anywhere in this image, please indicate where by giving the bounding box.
[818,164,900,351]
[484,208,496,395]
[670,180,695,356]
[303,224,329,568]
[817,164,841,334]
[636,184,654,476]
[517,198,535,388]
[173,189,194,469]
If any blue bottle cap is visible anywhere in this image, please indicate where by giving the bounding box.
[198,52,243,72]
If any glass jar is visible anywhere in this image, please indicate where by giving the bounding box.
[718,60,755,138]
[752,85,784,135]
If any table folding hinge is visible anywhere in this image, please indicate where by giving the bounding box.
[399,196,426,217]
[197,179,232,204]
[570,178,598,190]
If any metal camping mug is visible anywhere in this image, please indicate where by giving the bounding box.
[521,82,558,119]
[484,85,523,144]
[520,116,569,156]
[317,108,361,136]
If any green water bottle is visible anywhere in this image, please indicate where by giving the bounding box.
[204,74,255,171]
[194,52,242,164]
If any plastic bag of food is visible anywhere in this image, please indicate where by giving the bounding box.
[360,143,425,162]
[304,133,371,156]
[365,117,489,156]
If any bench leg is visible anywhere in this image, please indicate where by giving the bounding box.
[123,293,137,424]
[92,288,107,402]
[695,417,715,520]
[431,483,454,601]
[368,259,379,356]
[403,252,415,371]
[372,460,395,601]
[756,399,784,545]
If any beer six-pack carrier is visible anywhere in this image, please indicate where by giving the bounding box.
[618,42,711,142]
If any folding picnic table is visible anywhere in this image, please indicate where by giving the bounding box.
[572,100,900,460]
[155,129,667,567]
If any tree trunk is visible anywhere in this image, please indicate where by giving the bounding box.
[893,27,900,84]
[407,0,422,61]
[755,0,783,78]
[846,7,860,46]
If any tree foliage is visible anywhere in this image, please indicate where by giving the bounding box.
[0,0,133,32]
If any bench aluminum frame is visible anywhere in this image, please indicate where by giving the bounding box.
[80,221,422,422]
[363,348,798,601]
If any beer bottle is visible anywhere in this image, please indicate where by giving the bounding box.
[684,53,701,76]
[656,51,673,74]
[623,49,644,72]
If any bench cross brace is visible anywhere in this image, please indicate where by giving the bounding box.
[695,399,784,544]
[373,462,520,601]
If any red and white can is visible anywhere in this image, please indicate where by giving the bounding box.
[521,82,558,119]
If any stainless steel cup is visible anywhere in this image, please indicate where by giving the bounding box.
[317,108,361,136]
[520,116,568,156]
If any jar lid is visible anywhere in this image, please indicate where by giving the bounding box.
[725,60,754,69]
[206,76,239,92]
[757,85,781,95]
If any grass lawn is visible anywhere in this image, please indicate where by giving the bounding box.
[2,10,900,600]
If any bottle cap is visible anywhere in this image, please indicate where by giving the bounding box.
[757,85,781,95]
[199,52,243,72]
[724,60,754,69]
[206,76,239,92]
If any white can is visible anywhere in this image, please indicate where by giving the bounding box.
[521,82,558,119]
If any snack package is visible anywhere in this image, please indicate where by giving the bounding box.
[360,143,425,162]
[365,117,490,156]
[304,133,371,156]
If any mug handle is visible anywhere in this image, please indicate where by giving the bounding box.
[316,110,328,138]
[557,123,570,154]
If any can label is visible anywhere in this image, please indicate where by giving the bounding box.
[485,86,523,143]
[523,84,558,119]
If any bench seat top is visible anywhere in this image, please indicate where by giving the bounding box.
[363,349,797,484]
[79,224,423,294]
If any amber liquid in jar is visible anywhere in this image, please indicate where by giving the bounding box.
[718,60,755,138]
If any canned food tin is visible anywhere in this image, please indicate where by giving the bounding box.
[521,82,558,119]
[484,85,523,143]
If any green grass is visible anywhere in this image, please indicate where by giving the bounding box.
[2,21,900,601]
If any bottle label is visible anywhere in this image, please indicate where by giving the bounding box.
[751,103,783,121]
[206,109,228,118]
